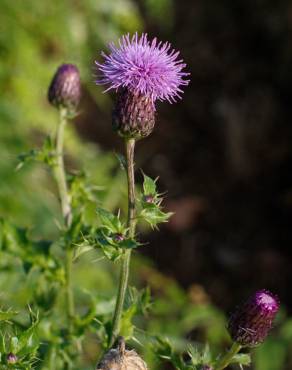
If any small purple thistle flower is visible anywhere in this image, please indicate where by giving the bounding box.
[6,353,17,364]
[228,290,279,347]
[113,233,125,243]
[201,366,213,370]
[95,33,189,138]
[48,64,81,113]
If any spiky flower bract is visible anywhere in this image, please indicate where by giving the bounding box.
[228,290,279,347]
[48,64,81,114]
[95,33,189,138]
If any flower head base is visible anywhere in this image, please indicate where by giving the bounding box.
[228,290,279,347]
[113,89,155,138]
[95,33,189,138]
[48,64,81,114]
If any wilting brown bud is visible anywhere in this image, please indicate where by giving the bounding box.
[96,337,148,370]
[112,89,155,139]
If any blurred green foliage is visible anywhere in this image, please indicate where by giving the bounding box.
[0,0,142,236]
[0,0,291,369]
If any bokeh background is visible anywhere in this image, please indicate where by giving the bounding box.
[1,0,292,369]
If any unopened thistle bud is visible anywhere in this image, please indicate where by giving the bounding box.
[48,64,81,113]
[7,353,17,364]
[96,337,147,370]
[95,33,189,139]
[228,290,279,347]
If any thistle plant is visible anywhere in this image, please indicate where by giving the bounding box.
[94,32,190,352]
[47,63,81,338]
[0,32,283,370]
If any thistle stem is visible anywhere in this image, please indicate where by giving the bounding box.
[54,108,74,333]
[214,342,242,370]
[109,138,136,347]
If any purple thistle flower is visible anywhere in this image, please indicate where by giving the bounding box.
[94,33,189,138]
[48,64,81,113]
[228,290,279,347]
[6,353,17,364]
[95,33,189,103]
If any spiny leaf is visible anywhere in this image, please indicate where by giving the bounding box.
[139,173,173,228]
[140,207,173,229]
[231,353,251,366]
[142,173,158,195]
[0,310,18,322]
[96,208,124,233]
[16,135,56,170]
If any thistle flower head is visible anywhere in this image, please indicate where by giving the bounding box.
[95,33,189,138]
[48,63,81,113]
[228,290,279,347]
[95,33,189,103]
[6,353,17,364]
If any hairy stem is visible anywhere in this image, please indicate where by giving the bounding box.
[214,342,242,370]
[54,108,74,333]
[109,138,136,347]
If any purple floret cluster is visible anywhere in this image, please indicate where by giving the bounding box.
[95,33,189,103]
[228,289,279,346]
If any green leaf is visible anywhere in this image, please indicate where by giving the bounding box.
[188,344,212,366]
[140,207,173,229]
[9,336,19,354]
[64,211,83,244]
[125,286,152,316]
[139,173,173,228]
[120,304,136,340]
[231,353,251,366]
[69,171,100,209]
[0,310,18,321]
[96,208,124,233]
[16,135,56,170]
[17,315,39,356]
[153,337,187,370]
[142,173,157,195]
[94,225,140,261]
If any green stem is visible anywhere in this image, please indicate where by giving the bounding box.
[55,109,72,227]
[54,108,74,333]
[214,342,242,370]
[109,138,136,347]
[65,248,74,330]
